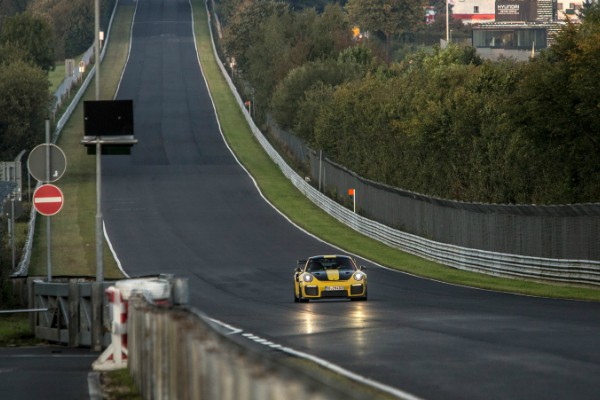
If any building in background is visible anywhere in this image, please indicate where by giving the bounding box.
[555,0,585,20]
[468,0,591,59]
[451,0,496,24]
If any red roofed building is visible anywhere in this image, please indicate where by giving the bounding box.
[451,0,496,24]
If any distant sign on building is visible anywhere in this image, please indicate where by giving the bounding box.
[495,0,537,22]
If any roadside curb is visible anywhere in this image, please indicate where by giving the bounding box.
[88,372,103,400]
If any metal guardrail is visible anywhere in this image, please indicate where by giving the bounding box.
[51,46,94,118]
[204,7,600,286]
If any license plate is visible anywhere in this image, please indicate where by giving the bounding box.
[325,286,344,291]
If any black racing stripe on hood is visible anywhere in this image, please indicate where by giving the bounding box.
[311,270,354,282]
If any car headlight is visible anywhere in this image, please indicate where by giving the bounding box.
[302,274,314,283]
[354,272,365,281]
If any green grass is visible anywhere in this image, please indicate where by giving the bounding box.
[28,1,600,301]
[101,368,142,400]
[0,313,42,347]
[48,62,66,93]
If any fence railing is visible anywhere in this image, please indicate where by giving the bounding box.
[31,279,111,347]
[205,7,600,287]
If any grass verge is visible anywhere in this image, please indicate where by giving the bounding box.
[101,368,142,400]
[0,313,42,347]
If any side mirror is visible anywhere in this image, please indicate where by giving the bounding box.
[295,267,302,273]
[360,265,367,271]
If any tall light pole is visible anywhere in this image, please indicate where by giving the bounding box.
[94,0,103,284]
[92,0,103,352]
[446,0,450,45]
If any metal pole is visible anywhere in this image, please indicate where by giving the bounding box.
[11,196,15,270]
[96,140,103,283]
[45,120,52,282]
[446,0,449,45]
[92,0,104,353]
[94,0,103,283]
[318,150,322,192]
[95,0,101,101]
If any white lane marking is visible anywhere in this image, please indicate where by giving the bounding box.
[208,317,424,400]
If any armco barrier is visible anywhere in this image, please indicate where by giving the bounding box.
[203,4,600,287]
[127,294,375,400]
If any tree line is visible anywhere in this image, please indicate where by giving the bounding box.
[0,0,114,160]
[218,0,600,205]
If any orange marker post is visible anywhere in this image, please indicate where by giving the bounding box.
[348,188,356,213]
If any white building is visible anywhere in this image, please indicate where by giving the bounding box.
[555,0,585,21]
[451,0,496,24]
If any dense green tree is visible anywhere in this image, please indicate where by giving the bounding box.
[308,4,353,59]
[271,58,362,133]
[222,0,289,74]
[27,0,113,59]
[345,0,425,59]
[0,41,27,64]
[510,6,600,203]
[63,0,94,58]
[0,59,50,159]
[0,0,28,16]
[215,0,245,25]
[293,82,336,141]
[0,12,54,71]
[218,0,600,204]
[224,0,353,120]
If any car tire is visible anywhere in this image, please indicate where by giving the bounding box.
[298,285,309,303]
[351,289,368,301]
[294,284,299,303]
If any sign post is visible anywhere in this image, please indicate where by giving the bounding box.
[81,99,137,351]
[348,188,356,213]
[27,123,67,282]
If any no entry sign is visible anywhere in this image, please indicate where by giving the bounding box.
[33,184,64,216]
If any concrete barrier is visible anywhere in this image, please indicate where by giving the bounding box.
[126,294,371,400]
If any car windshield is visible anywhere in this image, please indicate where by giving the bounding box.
[307,257,355,273]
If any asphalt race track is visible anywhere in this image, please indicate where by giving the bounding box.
[102,0,600,399]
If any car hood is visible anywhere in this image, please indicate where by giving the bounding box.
[312,270,354,281]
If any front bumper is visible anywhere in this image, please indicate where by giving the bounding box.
[300,282,366,299]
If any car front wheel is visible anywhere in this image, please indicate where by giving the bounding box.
[298,284,309,303]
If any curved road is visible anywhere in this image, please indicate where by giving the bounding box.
[103,0,600,399]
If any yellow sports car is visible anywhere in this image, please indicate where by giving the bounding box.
[294,255,367,302]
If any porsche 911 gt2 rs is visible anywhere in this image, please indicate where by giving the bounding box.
[294,255,367,302]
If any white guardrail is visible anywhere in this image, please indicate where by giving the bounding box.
[204,10,600,287]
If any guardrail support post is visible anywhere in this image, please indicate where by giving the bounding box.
[91,282,103,351]
[68,280,80,347]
